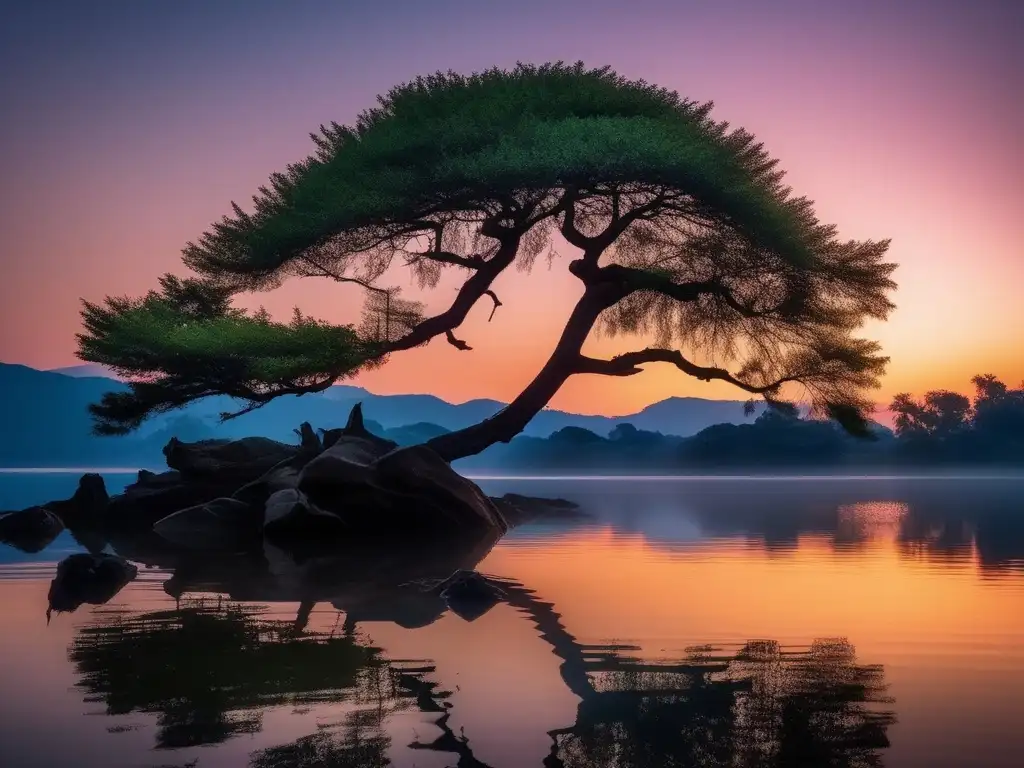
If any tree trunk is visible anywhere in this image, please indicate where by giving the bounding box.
[426,282,623,462]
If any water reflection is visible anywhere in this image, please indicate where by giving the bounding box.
[548,638,894,768]
[58,549,897,767]
[488,478,1024,575]
[3,477,1023,766]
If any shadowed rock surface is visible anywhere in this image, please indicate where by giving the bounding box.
[163,435,299,481]
[0,505,64,553]
[263,488,349,544]
[106,470,243,530]
[153,497,263,551]
[47,553,138,618]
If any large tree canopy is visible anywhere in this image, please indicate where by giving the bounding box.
[79,62,896,460]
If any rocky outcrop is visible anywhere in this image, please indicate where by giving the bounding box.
[0,403,586,560]
[164,435,299,482]
[106,470,240,529]
[46,473,109,528]
[263,488,348,543]
[299,435,396,491]
[153,496,263,551]
[46,553,138,618]
[0,506,64,553]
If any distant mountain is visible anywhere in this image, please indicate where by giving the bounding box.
[0,362,765,467]
[0,364,157,466]
[47,363,119,379]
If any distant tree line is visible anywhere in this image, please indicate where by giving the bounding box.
[454,374,1024,471]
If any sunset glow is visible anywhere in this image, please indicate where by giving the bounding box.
[1,0,1020,415]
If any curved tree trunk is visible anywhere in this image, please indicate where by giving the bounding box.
[426,282,623,462]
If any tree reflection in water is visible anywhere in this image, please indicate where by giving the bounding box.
[65,569,895,767]
[69,598,421,753]
[545,639,894,768]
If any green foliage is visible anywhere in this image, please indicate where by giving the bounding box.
[78,276,379,434]
[181,62,814,289]
[78,62,897,442]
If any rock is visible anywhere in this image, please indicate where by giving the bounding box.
[47,553,138,617]
[341,402,391,445]
[491,493,584,527]
[232,459,303,507]
[298,435,397,491]
[370,445,508,533]
[106,470,238,529]
[320,428,343,449]
[72,473,110,511]
[48,473,110,527]
[263,489,347,543]
[0,506,64,553]
[153,497,263,551]
[163,436,299,481]
[300,443,507,536]
[0,474,110,546]
[436,569,505,622]
[294,421,323,453]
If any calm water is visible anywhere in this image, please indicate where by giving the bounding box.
[1,473,1023,768]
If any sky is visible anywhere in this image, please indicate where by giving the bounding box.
[0,0,1021,416]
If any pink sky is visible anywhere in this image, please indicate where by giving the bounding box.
[1,0,1020,416]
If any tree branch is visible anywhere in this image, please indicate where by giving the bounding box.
[597,264,785,318]
[381,237,520,354]
[299,255,390,295]
[559,188,590,251]
[416,250,484,269]
[575,347,796,395]
[445,329,472,351]
[560,188,674,269]
[484,290,502,321]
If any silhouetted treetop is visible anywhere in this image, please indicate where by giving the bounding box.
[78,62,896,456]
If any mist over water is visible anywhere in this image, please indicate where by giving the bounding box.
[1,473,1022,767]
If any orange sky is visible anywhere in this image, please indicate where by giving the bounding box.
[1,1,1021,416]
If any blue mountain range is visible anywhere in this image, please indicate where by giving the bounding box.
[2,362,763,467]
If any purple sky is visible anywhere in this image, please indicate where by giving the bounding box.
[1,0,1021,414]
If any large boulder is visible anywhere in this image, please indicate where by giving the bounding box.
[47,553,138,617]
[153,497,263,551]
[371,445,508,533]
[105,470,238,529]
[263,489,347,544]
[0,506,64,553]
[163,436,299,482]
[232,458,303,507]
[298,435,396,491]
[299,444,507,536]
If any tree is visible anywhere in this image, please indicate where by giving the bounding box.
[78,62,896,461]
[970,374,1024,440]
[890,390,972,441]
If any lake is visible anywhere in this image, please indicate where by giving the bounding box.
[1,472,1023,767]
